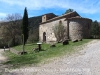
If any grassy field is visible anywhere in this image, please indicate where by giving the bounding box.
[4,39,92,68]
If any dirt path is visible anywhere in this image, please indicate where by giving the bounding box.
[2,40,100,75]
[0,49,8,74]
[0,49,18,75]
[0,49,6,62]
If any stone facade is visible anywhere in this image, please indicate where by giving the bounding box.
[39,12,92,43]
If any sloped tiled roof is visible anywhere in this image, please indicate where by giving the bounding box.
[40,11,80,24]
[65,16,92,21]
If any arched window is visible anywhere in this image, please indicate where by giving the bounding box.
[59,20,62,24]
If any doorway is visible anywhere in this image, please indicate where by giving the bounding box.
[43,32,46,42]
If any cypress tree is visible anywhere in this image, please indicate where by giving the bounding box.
[22,7,29,45]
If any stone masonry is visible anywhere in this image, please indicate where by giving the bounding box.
[39,12,92,43]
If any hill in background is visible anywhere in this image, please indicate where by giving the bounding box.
[0,15,42,47]
[28,16,42,43]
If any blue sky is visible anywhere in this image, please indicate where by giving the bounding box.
[0,0,100,21]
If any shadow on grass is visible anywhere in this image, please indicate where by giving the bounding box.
[26,44,37,46]
[34,49,46,53]
[40,49,46,51]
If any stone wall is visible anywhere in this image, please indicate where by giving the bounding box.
[39,18,68,43]
[69,18,91,41]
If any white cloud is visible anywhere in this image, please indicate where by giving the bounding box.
[0,0,100,14]
[0,12,7,21]
[0,12,6,17]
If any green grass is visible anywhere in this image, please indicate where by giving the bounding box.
[4,39,92,68]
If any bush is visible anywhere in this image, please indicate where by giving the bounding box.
[28,29,39,43]
[0,39,8,48]
[0,36,22,48]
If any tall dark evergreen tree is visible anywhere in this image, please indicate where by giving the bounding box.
[22,7,29,45]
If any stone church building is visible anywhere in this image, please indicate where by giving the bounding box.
[39,11,92,43]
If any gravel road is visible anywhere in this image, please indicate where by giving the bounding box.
[35,40,100,75]
[1,40,100,75]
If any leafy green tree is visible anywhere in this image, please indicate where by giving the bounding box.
[90,20,100,38]
[21,7,29,45]
[64,9,74,14]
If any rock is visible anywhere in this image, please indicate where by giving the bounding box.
[78,39,82,41]
[72,39,78,42]
[32,48,39,51]
[18,51,27,55]
[62,40,69,45]
[50,44,56,48]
